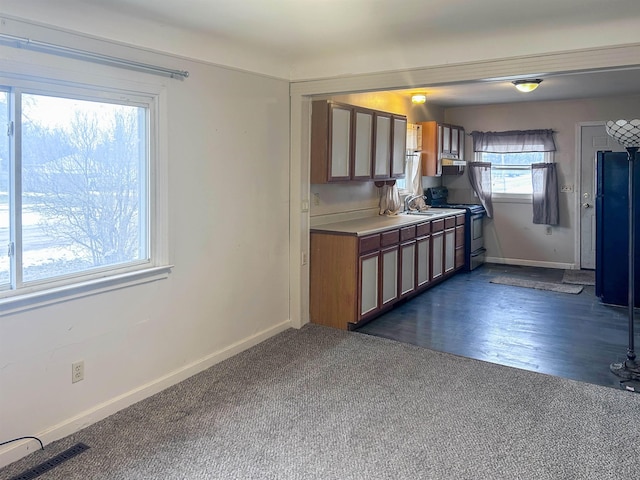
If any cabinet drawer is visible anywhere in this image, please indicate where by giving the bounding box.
[359,234,380,254]
[431,219,444,233]
[381,229,400,247]
[445,216,456,229]
[416,221,431,237]
[456,214,465,226]
[400,225,416,242]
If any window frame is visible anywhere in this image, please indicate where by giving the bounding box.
[476,150,553,203]
[0,67,171,314]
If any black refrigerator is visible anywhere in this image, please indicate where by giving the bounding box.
[595,150,640,307]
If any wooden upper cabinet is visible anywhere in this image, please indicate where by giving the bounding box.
[420,121,440,177]
[391,116,407,178]
[419,121,465,177]
[311,100,352,183]
[373,112,392,179]
[352,107,374,180]
[311,100,406,183]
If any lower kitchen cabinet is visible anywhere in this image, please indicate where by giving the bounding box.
[381,246,399,306]
[416,235,431,288]
[359,251,379,318]
[455,214,465,270]
[431,219,445,281]
[310,213,463,330]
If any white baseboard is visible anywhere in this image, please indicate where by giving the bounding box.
[0,319,292,469]
[485,257,577,270]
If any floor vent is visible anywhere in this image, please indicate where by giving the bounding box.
[9,443,90,480]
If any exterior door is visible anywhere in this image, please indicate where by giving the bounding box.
[579,124,625,268]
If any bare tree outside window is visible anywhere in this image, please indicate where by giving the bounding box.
[18,94,148,283]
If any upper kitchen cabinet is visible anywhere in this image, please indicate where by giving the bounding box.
[352,106,375,180]
[419,121,465,177]
[391,116,408,178]
[311,100,353,183]
[374,112,407,180]
[311,100,406,184]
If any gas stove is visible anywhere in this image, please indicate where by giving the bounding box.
[425,186,486,271]
[425,187,485,215]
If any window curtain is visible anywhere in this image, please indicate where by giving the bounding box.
[471,129,556,153]
[467,162,493,217]
[531,163,559,225]
[404,152,428,210]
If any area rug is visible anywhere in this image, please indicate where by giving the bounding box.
[490,276,583,294]
[562,269,596,286]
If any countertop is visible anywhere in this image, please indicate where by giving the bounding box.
[310,208,466,236]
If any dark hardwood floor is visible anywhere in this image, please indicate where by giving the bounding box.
[356,263,637,390]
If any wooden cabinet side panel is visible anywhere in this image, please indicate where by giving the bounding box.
[420,121,439,177]
[310,233,357,329]
[310,101,329,184]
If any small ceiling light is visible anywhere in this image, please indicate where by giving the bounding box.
[512,79,543,93]
[411,93,427,104]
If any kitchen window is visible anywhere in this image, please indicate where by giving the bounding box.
[0,77,168,307]
[476,150,552,196]
[471,129,556,201]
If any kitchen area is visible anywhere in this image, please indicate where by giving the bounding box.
[305,83,640,386]
[308,95,487,330]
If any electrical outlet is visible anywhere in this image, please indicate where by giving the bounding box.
[560,185,573,193]
[72,361,84,383]
[545,226,552,235]
[313,193,320,206]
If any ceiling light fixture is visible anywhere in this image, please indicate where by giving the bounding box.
[411,93,427,104]
[512,79,542,93]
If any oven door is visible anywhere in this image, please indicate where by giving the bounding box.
[469,213,484,253]
[469,212,485,270]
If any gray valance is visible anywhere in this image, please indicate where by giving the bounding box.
[471,130,556,153]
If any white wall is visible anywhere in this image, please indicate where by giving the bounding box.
[444,94,640,267]
[0,21,291,467]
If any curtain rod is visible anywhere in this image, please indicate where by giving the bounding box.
[0,33,189,79]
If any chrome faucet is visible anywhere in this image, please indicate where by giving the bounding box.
[404,194,424,212]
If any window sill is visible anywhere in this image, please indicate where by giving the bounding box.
[492,193,532,204]
[0,265,173,316]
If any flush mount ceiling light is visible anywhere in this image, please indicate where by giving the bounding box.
[411,93,427,104]
[512,79,543,93]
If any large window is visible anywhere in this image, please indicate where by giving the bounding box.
[0,84,155,297]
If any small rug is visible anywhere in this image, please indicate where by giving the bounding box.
[562,269,596,286]
[490,276,583,294]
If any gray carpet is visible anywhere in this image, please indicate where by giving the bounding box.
[490,275,584,294]
[562,269,596,286]
[2,325,639,480]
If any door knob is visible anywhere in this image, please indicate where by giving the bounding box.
[582,202,592,208]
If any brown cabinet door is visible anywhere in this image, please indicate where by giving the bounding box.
[380,245,399,306]
[310,100,352,183]
[431,230,444,281]
[358,250,379,320]
[399,240,416,297]
[391,115,407,178]
[455,225,465,270]
[444,227,456,274]
[416,235,431,288]
[373,112,392,179]
[353,107,374,180]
